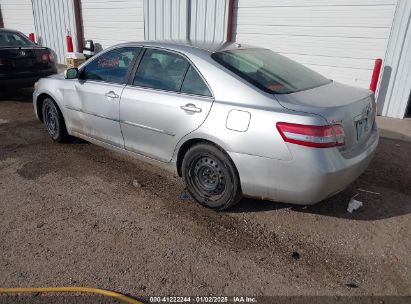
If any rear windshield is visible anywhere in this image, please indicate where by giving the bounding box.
[211,48,331,94]
[0,31,33,47]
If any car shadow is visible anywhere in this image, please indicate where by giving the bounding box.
[230,184,411,221]
[0,88,34,102]
[292,187,411,221]
[229,197,291,213]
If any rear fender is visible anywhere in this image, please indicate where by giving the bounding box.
[171,101,328,174]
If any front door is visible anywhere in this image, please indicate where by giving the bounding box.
[120,48,214,162]
[65,47,140,147]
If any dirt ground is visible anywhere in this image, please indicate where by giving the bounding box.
[0,89,410,300]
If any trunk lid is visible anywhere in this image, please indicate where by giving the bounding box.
[274,81,376,153]
[0,46,54,75]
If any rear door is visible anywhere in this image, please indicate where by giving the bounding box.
[120,48,214,162]
[65,47,140,147]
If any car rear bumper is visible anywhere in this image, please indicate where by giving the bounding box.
[0,67,57,89]
[228,123,379,205]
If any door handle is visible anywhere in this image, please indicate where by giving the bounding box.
[180,103,202,113]
[105,91,119,99]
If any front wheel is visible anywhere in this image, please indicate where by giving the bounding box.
[182,143,242,210]
[42,98,70,142]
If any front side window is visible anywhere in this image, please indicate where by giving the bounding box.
[0,31,33,47]
[211,48,331,94]
[80,47,140,84]
[133,49,189,92]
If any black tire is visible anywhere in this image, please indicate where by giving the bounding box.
[182,143,242,210]
[42,98,70,142]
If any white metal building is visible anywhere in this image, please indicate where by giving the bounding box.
[0,0,410,118]
[0,0,35,34]
[81,0,144,49]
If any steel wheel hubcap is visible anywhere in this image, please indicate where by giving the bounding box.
[193,156,226,196]
[46,106,57,135]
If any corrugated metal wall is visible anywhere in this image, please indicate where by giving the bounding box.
[234,0,397,89]
[0,0,35,35]
[378,0,411,118]
[144,0,188,40]
[189,0,229,42]
[32,0,78,64]
[145,0,230,42]
[81,0,144,50]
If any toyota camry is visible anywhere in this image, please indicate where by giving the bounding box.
[33,41,378,210]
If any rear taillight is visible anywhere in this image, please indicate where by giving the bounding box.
[41,51,54,62]
[276,122,345,148]
[48,52,55,62]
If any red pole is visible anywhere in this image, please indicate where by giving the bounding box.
[66,35,74,52]
[28,33,35,42]
[370,58,382,92]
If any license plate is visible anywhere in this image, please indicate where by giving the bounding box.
[355,118,368,140]
[13,59,34,68]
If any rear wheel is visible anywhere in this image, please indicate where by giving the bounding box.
[182,143,242,210]
[42,98,70,142]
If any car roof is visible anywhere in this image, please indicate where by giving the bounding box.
[113,40,256,56]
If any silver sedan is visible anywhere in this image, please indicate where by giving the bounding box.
[33,41,378,210]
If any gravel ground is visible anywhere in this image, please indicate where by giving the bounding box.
[0,89,410,300]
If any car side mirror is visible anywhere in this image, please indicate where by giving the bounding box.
[83,40,95,59]
[64,68,79,79]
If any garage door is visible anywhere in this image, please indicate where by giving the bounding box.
[81,0,144,51]
[234,0,398,89]
[32,0,78,64]
[0,0,35,35]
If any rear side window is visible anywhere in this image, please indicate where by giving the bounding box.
[0,31,33,47]
[134,49,189,92]
[181,66,212,97]
[133,49,212,97]
[211,48,331,94]
[80,47,140,84]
